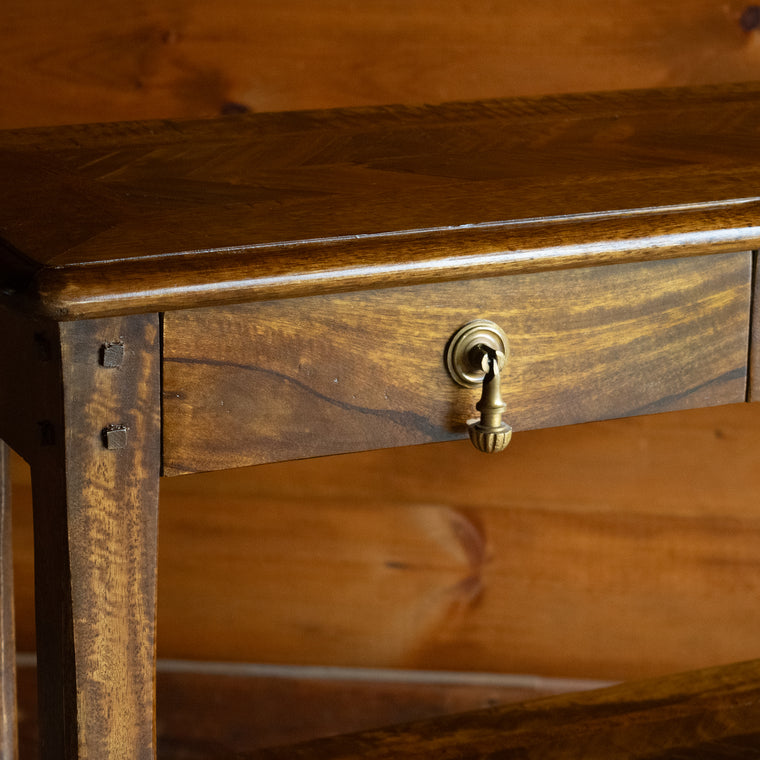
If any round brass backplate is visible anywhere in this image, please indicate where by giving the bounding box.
[445,320,509,388]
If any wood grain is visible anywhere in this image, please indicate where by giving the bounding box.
[11,403,760,682]
[1,6,759,753]
[159,404,760,680]
[2,0,760,129]
[0,442,16,760]
[1,75,753,700]
[244,659,760,759]
[15,659,603,759]
[30,315,160,759]
[153,667,587,758]
[750,250,760,401]
[3,84,760,318]
[0,308,60,464]
[163,253,750,472]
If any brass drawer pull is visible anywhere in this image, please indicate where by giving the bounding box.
[446,320,512,453]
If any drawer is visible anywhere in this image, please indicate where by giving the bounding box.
[162,252,750,475]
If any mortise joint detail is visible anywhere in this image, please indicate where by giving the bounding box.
[100,341,125,368]
[102,424,129,450]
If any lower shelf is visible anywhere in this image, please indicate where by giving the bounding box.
[242,658,760,759]
[18,656,760,757]
[15,658,596,758]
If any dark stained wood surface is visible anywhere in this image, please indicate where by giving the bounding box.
[4,7,760,748]
[243,658,760,759]
[2,84,760,318]
[163,253,750,472]
[30,315,161,758]
[2,9,760,756]
[0,308,63,465]
[16,659,598,759]
[750,250,760,401]
[0,442,16,760]
[10,403,760,682]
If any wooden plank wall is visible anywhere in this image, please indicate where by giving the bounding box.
[4,0,760,129]
[6,0,760,686]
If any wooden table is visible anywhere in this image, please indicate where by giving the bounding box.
[1,81,760,758]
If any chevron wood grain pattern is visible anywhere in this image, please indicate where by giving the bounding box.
[243,659,760,760]
[2,0,760,130]
[163,252,750,472]
[3,83,760,319]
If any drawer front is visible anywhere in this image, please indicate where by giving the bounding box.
[162,252,750,475]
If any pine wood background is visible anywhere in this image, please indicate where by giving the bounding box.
[5,0,760,685]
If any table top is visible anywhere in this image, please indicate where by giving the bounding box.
[2,81,760,320]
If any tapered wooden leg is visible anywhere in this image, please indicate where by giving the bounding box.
[0,442,17,760]
[31,315,161,759]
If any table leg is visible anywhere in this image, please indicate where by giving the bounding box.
[31,315,161,759]
[0,442,17,760]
